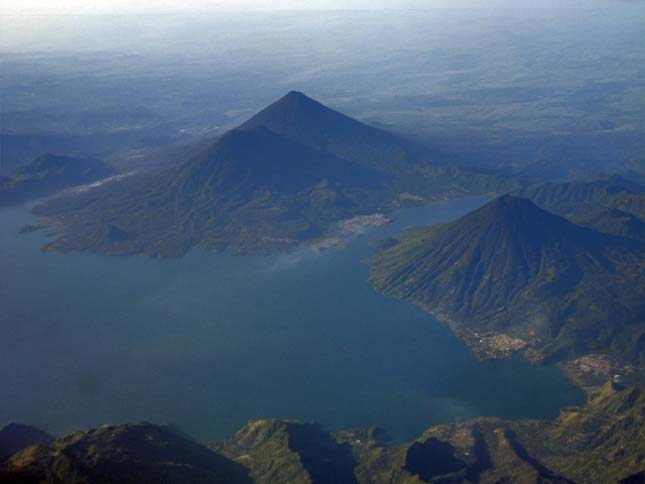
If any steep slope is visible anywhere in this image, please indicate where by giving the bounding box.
[212,419,357,484]
[526,383,645,483]
[170,126,384,199]
[0,424,54,464]
[4,386,640,484]
[0,153,115,206]
[0,423,250,484]
[239,92,520,197]
[30,92,519,257]
[33,126,386,257]
[367,423,574,484]
[238,91,422,173]
[368,195,645,363]
[360,383,643,484]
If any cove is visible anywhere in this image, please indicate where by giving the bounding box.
[0,196,584,442]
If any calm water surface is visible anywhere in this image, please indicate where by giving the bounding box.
[0,196,584,441]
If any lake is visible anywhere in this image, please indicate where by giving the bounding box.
[0,196,584,442]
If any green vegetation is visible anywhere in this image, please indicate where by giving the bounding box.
[211,419,357,484]
[0,425,53,464]
[0,423,250,484]
[368,195,645,366]
[363,382,644,484]
[2,384,642,484]
[33,126,388,257]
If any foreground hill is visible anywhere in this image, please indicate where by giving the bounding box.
[211,420,358,484]
[31,92,516,257]
[367,382,644,484]
[0,153,115,207]
[368,195,645,365]
[2,383,642,484]
[0,423,251,484]
[0,425,53,464]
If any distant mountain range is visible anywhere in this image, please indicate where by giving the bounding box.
[1,382,642,484]
[515,175,645,241]
[31,92,517,258]
[368,195,645,365]
[516,174,645,218]
[0,153,115,207]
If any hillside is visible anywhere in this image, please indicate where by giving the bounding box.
[0,424,53,464]
[240,92,520,197]
[0,423,250,484]
[33,125,387,257]
[238,91,422,173]
[363,382,644,484]
[0,153,115,207]
[211,420,357,484]
[368,195,645,365]
[2,384,642,484]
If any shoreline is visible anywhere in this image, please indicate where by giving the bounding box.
[365,280,639,400]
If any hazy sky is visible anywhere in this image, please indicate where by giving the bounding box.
[1,0,596,15]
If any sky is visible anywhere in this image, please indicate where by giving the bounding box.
[0,0,598,16]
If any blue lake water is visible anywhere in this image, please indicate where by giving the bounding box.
[0,196,584,441]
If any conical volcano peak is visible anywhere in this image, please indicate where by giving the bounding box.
[486,194,539,211]
[242,91,334,129]
[282,90,315,102]
[492,194,529,206]
[434,194,619,254]
[479,195,545,219]
[466,195,547,224]
[238,91,417,172]
[176,123,383,196]
[368,195,645,367]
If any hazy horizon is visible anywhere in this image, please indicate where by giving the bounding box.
[0,0,630,16]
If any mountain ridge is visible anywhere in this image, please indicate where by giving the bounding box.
[2,383,642,484]
[516,175,645,220]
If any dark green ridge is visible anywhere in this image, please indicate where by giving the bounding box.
[368,195,645,365]
[2,383,643,484]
